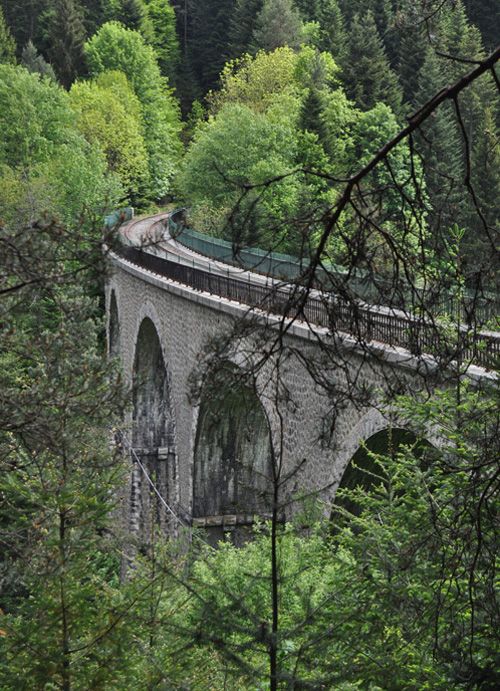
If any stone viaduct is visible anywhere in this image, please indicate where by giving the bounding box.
[107,213,498,540]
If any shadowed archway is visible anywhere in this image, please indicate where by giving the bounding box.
[108,290,120,358]
[333,428,432,519]
[131,317,177,536]
[193,365,272,521]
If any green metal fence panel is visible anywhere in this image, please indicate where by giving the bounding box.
[104,207,134,228]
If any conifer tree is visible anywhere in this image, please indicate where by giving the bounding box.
[396,22,427,107]
[338,0,393,35]
[143,0,180,84]
[415,47,464,252]
[468,105,500,281]
[315,0,346,62]
[463,0,500,50]
[188,0,234,94]
[21,39,56,79]
[341,10,402,114]
[228,0,263,57]
[80,0,105,35]
[103,0,147,30]
[0,6,15,63]
[44,0,87,86]
[252,0,303,52]
[0,0,47,50]
[439,3,499,279]
[294,0,346,62]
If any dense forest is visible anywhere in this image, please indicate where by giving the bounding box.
[0,1,499,688]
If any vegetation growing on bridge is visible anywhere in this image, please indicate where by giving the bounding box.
[0,0,498,689]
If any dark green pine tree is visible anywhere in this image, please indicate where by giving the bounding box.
[104,0,148,30]
[436,2,499,279]
[463,0,500,51]
[0,0,48,51]
[80,0,106,36]
[315,0,347,62]
[415,47,465,251]
[339,0,399,65]
[252,0,303,52]
[338,0,394,36]
[301,87,325,140]
[397,22,427,108]
[44,0,86,86]
[143,0,181,85]
[294,0,347,63]
[22,39,56,79]
[468,105,500,284]
[228,0,263,58]
[0,6,15,63]
[341,10,402,114]
[188,0,235,94]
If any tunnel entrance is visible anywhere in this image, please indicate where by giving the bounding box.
[193,366,272,523]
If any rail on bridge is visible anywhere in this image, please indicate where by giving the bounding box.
[113,241,499,371]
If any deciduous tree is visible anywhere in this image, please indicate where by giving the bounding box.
[70,70,151,205]
[85,21,181,199]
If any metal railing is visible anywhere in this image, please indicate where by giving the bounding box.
[115,243,499,370]
[168,209,499,324]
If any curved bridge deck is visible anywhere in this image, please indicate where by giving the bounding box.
[114,213,499,371]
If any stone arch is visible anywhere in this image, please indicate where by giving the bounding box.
[334,424,432,514]
[193,363,272,519]
[108,289,120,358]
[131,317,178,535]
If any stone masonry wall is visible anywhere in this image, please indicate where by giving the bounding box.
[107,253,435,533]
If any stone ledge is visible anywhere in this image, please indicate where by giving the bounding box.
[192,513,272,528]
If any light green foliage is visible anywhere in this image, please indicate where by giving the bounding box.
[70,71,150,204]
[320,87,358,171]
[183,46,344,252]
[343,102,428,272]
[85,21,181,198]
[208,46,301,115]
[178,102,301,248]
[0,6,15,64]
[0,64,121,226]
[294,0,347,62]
[195,43,424,265]
[295,43,339,90]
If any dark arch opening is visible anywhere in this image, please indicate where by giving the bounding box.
[131,318,177,536]
[333,428,432,520]
[108,291,120,358]
[193,365,272,519]
[133,318,171,448]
